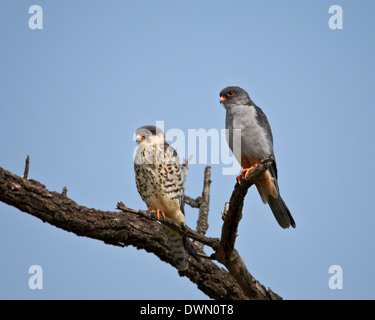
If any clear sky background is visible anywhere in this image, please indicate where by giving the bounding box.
[1,1,374,300]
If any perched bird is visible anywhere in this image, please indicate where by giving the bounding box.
[220,86,296,229]
[133,125,199,271]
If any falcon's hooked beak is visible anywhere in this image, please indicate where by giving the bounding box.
[136,134,145,143]
[220,95,227,103]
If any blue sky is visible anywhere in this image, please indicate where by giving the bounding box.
[1,0,375,300]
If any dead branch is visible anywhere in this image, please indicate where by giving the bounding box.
[193,166,211,252]
[197,166,211,236]
[0,156,281,300]
[218,156,275,262]
[215,156,277,299]
[23,155,30,179]
[116,202,219,250]
[184,195,201,208]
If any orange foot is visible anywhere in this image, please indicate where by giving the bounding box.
[236,165,257,184]
[148,207,166,220]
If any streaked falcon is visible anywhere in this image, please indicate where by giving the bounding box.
[220,86,296,229]
[134,125,199,271]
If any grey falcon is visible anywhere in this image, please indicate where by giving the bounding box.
[220,86,296,229]
[133,125,199,271]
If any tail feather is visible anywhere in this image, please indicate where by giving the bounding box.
[183,237,201,262]
[163,226,189,271]
[268,196,296,229]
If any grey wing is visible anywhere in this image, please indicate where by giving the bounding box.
[253,104,274,147]
[253,103,278,181]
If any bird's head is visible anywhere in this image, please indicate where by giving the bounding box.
[135,125,165,145]
[219,86,251,108]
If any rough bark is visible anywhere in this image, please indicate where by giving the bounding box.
[0,156,281,300]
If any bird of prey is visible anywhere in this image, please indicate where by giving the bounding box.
[220,86,296,229]
[133,125,199,271]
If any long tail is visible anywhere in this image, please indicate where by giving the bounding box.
[256,165,296,229]
[183,237,201,262]
[163,226,189,271]
[268,195,296,229]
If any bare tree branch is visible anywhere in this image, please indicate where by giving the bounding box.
[218,156,275,262]
[184,195,201,208]
[62,186,68,196]
[116,202,219,250]
[221,202,229,220]
[23,155,30,180]
[214,156,278,299]
[0,157,281,300]
[196,166,211,236]
[193,166,211,252]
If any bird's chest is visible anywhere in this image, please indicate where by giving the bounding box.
[134,148,163,201]
[134,146,182,208]
[226,106,270,160]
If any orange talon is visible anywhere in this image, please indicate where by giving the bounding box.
[156,209,165,220]
[236,165,257,184]
[242,164,257,178]
[148,207,165,220]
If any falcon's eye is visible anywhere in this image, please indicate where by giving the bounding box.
[227,92,235,97]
